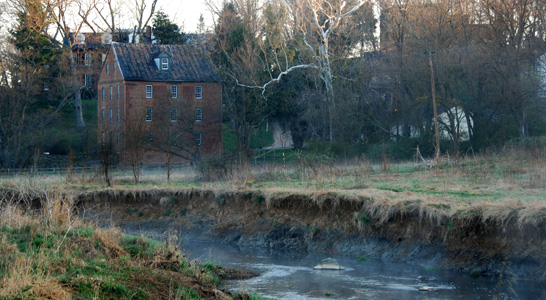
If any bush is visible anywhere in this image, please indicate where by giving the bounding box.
[197,157,229,181]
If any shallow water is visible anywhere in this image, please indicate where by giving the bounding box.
[180,241,544,300]
[120,224,544,300]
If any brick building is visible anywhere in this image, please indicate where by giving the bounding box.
[97,42,222,165]
[70,32,111,95]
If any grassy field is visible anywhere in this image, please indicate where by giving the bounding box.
[0,191,264,299]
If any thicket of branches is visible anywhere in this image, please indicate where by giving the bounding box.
[210,0,546,159]
[1,0,545,169]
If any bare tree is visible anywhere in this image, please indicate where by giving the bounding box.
[124,102,147,184]
[128,0,157,43]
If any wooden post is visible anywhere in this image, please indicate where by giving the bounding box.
[428,51,440,164]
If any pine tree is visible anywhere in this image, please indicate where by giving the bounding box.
[152,11,185,44]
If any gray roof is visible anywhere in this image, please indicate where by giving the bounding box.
[112,42,221,82]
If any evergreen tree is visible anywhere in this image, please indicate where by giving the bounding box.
[152,10,185,44]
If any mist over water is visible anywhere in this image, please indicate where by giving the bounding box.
[180,240,544,300]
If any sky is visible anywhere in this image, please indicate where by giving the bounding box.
[156,0,217,33]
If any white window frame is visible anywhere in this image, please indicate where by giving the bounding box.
[195,107,203,122]
[146,85,153,98]
[145,108,153,122]
[84,74,93,87]
[84,53,93,66]
[195,85,203,99]
[171,85,178,98]
[170,108,178,122]
[161,58,169,70]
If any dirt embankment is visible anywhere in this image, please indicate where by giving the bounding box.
[77,188,546,282]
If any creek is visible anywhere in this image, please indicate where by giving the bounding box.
[123,225,544,300]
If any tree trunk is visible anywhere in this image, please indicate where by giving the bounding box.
[69,56,86,128]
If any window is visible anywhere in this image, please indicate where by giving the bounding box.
[146,131,153,142]
[169,132,178,146]
[101,132,105,146]
[109,109,113,123]
[171,85,177,98]
[195,132,202,146]
[170,109,178,122]
[195,107,203,122]
[117,108,120,123]
[145,108,153,122]
[101,109,105,123]
[161,58,169,70]
[84,74,93,87]
[195,85,203,99]
[84,53,93,66]
[146,85,153,98]
[106,62,109,74]
[73,53,79,65]
[117,131,120,145]
[114,62,117,74]
[109,86,113,100]
[109,131,113,145]
[101,87,105,101]
[117,84,120,99]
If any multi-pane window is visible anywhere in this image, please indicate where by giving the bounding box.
[146,85,153,98]
[195,132,202,146]
[161,58,169,70]
[73,53,79,65]
[84,74,93,87]
[145,108,153,122]
[170,109,178,122]
[195,107,203,122]
[101,87,105,101]
[171,85,177,98]
[101,109,105,123]
[117,108,120,123]
[117,84,120,99]
[195,85,203,99]
[106,63,109,74]
[109,109,113,123]
[109,86,113,100]
[84,53,93,66]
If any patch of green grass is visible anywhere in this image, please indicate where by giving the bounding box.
[175,287,204,300]
[358,214,371,223]
[121,235,163,259]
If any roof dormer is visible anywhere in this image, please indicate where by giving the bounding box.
[154,51,171,71]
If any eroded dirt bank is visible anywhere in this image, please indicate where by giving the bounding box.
[77,188,546,282]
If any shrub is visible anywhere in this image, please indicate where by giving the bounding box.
[197,157,229,181]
